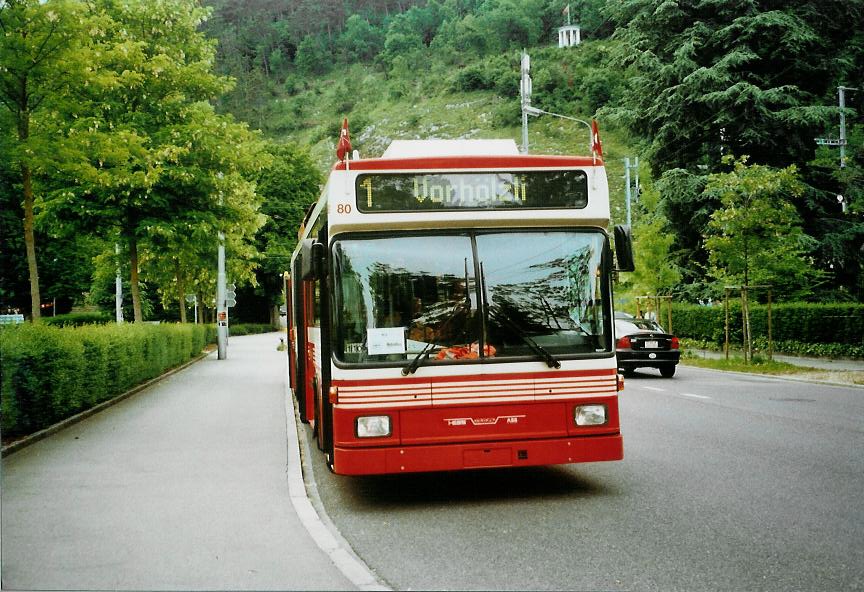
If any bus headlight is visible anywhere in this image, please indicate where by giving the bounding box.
[356,415,392,438]
[574,405,607,426]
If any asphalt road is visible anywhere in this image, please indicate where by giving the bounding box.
[303,365,864,591]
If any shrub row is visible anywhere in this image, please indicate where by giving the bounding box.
[229,323,282,336]
[42,312,113,327]
[680,337,864,360]
[1,323,216,437]
[671,303,864,349]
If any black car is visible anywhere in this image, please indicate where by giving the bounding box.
[615,316,680,377]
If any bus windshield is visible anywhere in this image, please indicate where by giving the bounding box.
[333,231,611,366]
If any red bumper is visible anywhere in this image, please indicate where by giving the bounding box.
[332,434,623,475]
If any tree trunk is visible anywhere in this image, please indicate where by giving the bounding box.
[19,107,41,322]
[22,161,41,323]
[128,234,143,323]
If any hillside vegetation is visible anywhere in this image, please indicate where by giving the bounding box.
[2,0,863,327]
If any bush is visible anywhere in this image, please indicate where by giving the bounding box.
[672,302,864,353]
[1,323,216,437]
[42,312,112,327]
[229,323,281,336]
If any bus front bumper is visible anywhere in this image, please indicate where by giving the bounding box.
[331,434,623,475]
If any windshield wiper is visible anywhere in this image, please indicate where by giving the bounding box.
[487,304,561,369]
[402,260,473,376]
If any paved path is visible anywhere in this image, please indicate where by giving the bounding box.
[691,348,864,372]
[1,332,356,591]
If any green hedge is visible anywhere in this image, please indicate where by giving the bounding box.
[672,302,864,356]
[229,323,281,336]
[42,312,113,327]
[1,323,216,437]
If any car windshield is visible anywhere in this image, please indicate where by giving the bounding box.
[333,231,611,365]
[616,319,665,334]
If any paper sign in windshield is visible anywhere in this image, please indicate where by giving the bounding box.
[367,327,406,355]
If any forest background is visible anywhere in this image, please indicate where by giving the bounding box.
[2,0,863,326]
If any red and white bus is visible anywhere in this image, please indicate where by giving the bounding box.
[287,136,634,475]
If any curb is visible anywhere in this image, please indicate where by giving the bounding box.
[1,350,213,458]
[283,383,390,591]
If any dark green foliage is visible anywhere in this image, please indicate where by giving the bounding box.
[0,323,216,437]
[42,312,113,327]
[672,303,864,350]
[228,323,281,336]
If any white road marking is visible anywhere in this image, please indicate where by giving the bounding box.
[681,393,711,400]
[642,386,666,392]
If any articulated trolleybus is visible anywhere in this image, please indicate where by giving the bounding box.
[288,135,634,475]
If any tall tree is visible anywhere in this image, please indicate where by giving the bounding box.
[607,0,847,174]
[46,0,266,322]
[253,142,323,322]
[0,0,95,320]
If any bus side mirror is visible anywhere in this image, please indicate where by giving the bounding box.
[614,224,635,272]
[300,239,327,280]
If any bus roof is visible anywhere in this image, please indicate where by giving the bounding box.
[332,139,603,171]
[381,139,520,158]
[333,154,603,171]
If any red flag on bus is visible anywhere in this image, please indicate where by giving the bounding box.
[336,118,352,161]
[591,118,603,160]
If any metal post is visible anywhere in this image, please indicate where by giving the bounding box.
[624,157,632,226]
[217,231,227,360]
[520,51,531,154]
[724,288,730,361]
[115,243,123,324]
[840,86,847,168]
[767,289,773,361]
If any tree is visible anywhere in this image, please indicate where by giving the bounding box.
[45,0,267,323]
[606,0,856,175]
[626,188,681,299]
[338,15,385,62]
[252,142,323,322]
[0,0,96,320]
[703,157,819,299]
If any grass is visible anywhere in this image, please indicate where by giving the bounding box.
[681,352,813,374]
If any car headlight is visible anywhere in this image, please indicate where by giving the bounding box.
[574,404,607,426]
[356,415,392,438]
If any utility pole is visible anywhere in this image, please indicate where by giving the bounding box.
[519,51,595,155]
[115,243,123,323]
[520,51,532,154]
[815,85,860,168]
[217,231,227,360]
[623,157,639,226]
[839,86,860,168]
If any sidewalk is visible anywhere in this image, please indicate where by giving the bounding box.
[1,332,361,591]
[690,348,864,372]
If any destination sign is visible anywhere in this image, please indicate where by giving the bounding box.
[356,171,588,212]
